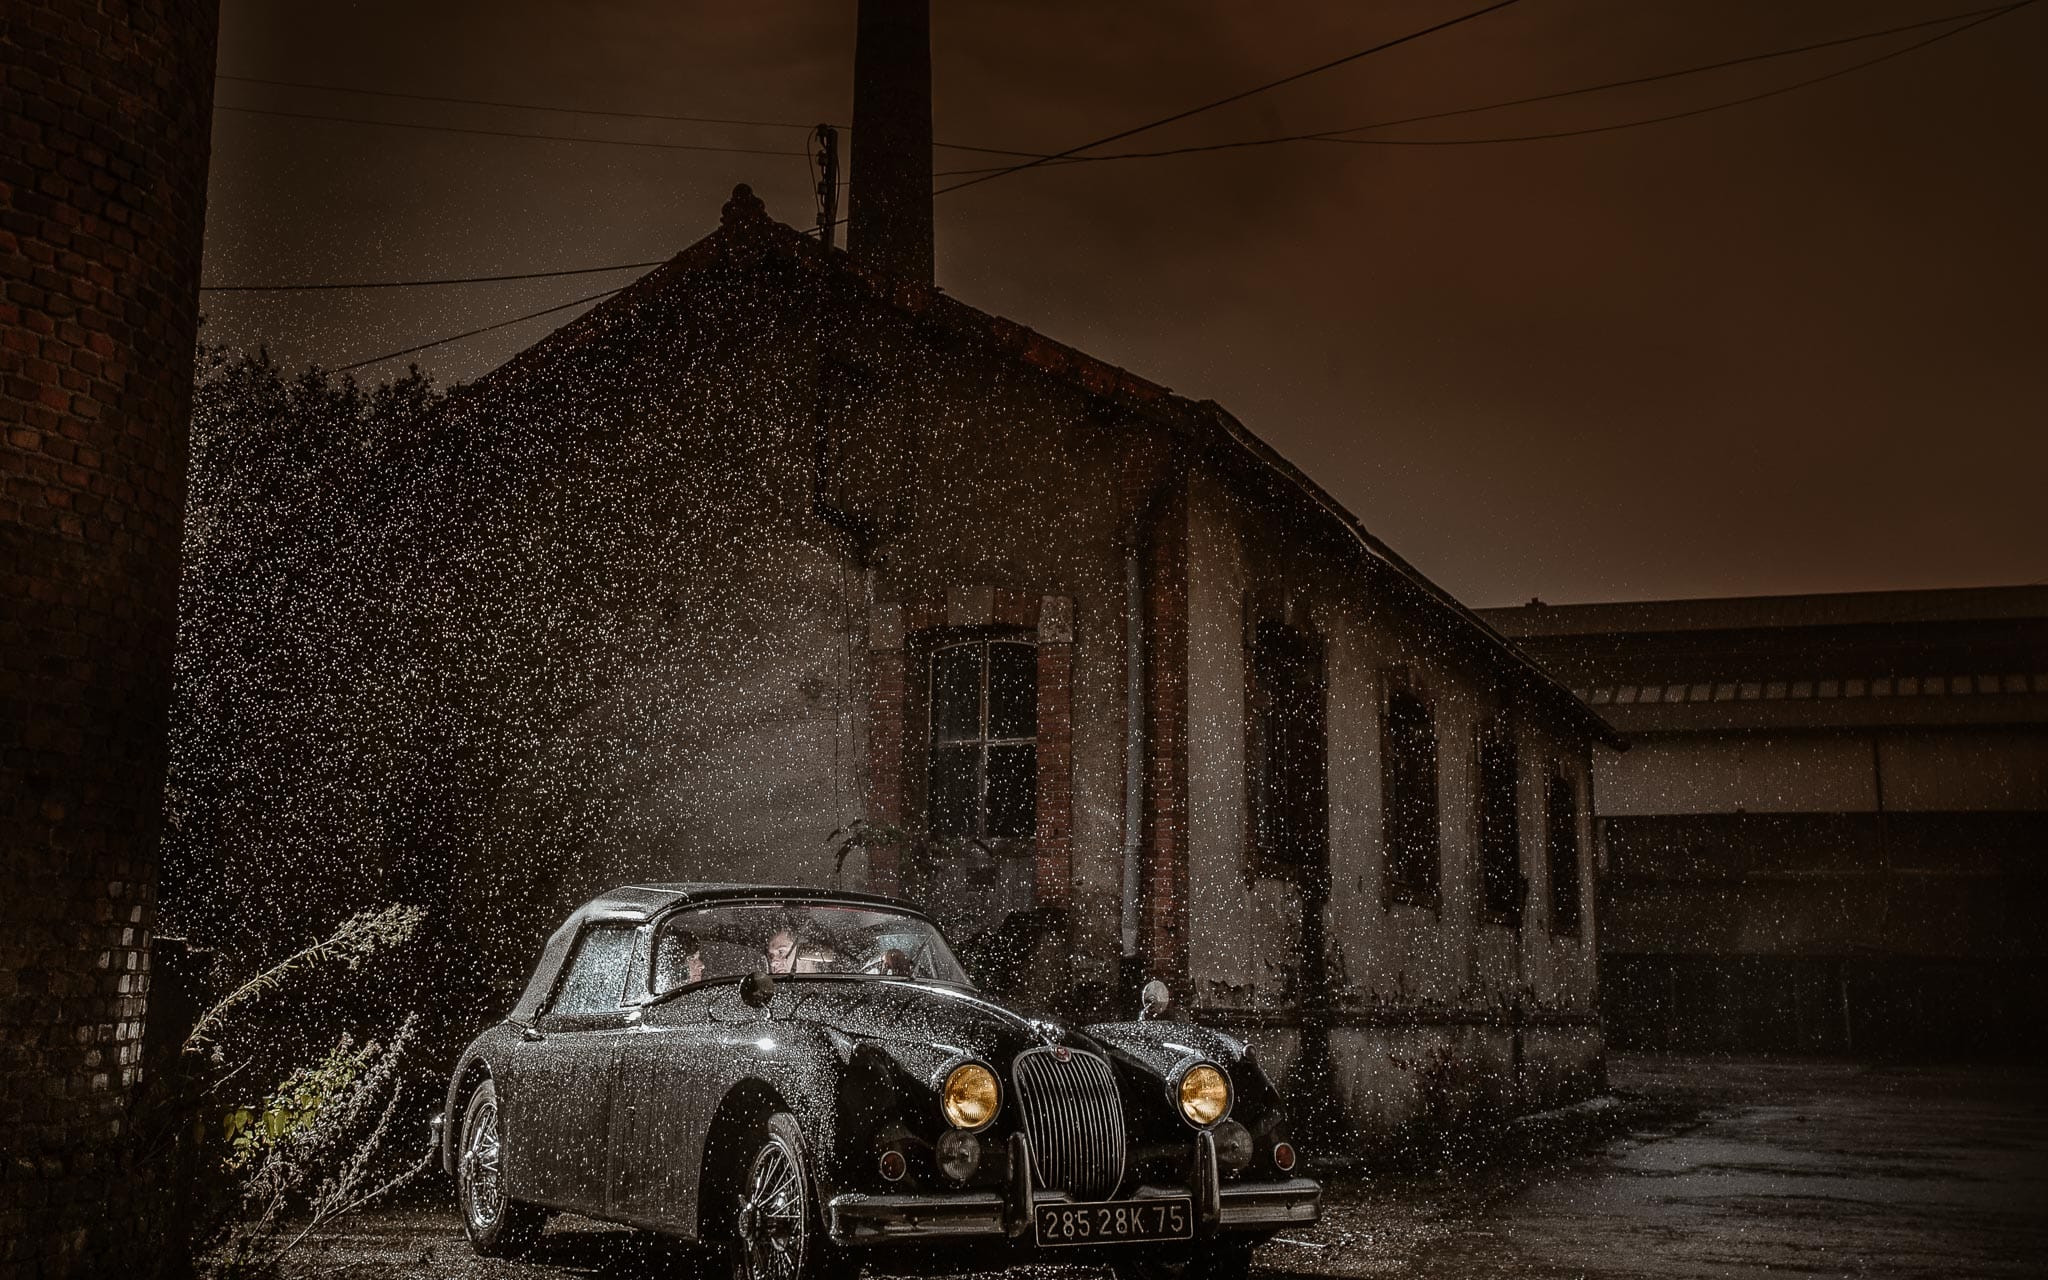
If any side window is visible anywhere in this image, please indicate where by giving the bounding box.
[1547,772,1583,936]
[547,923,637,1018]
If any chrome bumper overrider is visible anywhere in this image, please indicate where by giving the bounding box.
[827,1131,1321,1246]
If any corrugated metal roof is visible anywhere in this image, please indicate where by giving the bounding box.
[1483,584,2048,639]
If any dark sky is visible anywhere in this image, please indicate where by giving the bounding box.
[200,1,2048,608]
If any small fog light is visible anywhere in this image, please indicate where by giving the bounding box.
[935,1128,981,1183]
[878,1149,907,1182]
[1213,1119,1252,1173]
[1272,1141,1297,1173]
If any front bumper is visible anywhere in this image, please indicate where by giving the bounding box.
[827,1130,1320,1246]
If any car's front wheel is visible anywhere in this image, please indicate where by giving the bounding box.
[731,1111,857,1280]
[1112,1236,1257,1280]
[458,1079,546,1257]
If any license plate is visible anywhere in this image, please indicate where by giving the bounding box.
[1034,1196,1192,1247]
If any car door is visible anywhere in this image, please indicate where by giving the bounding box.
[607,982,743,1231]
[513,919,641,1216]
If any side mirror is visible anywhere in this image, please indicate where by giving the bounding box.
[1139,978,1172,1022]
[740,971,777,1008]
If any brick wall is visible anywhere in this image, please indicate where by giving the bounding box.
[0,1,218,1275]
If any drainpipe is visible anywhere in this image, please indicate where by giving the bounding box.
[1120,531,1145,960]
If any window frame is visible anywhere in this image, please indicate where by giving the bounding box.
[1475,714,1524,928]
[1245,617,1330,882]
[923,630,1039,843]
[1546,768,1584,938]
[1380,669,1442,910]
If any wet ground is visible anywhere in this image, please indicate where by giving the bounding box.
[305,1056,2048,1279]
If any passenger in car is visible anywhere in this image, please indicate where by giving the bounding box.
[651,927,703,994]
[765,913,844,974]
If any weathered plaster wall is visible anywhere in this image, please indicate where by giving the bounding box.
[1182,468,1601,1133]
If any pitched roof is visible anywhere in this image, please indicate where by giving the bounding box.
[440,183,1616,748]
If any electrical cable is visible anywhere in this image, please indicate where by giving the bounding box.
[933,0,2030,175]
[216,71,1032,155]
[213,103,809,157]
[203,260,666,294]
[331,284,626,373]
[930,0,1527,196]
[1311,1,2027,149]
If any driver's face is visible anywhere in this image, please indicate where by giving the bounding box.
[766,929,798,974]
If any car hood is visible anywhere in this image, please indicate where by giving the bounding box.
[767,977,1077,1087]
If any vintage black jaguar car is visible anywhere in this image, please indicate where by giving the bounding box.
[436,884,1319,1279]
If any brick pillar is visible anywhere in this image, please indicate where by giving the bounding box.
[1032,597,1074,909]
[0,1,219,1275]
[1137,473,1190,987]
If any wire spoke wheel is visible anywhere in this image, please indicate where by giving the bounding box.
[737,1125,811,1280]
[461,1095,505,1231]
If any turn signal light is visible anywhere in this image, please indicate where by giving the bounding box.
[1273,1141,1297,1172]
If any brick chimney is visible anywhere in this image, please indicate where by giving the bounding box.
[847,0,934,285]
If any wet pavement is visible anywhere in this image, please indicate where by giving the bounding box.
[306,1056,2048,1279]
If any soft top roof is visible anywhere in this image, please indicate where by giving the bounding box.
[579,882,931,924]
[508,883,933,1023]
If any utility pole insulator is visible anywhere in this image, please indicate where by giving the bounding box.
[814,124,840,251]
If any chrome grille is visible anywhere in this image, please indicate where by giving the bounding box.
[1011,1047,1126,1200]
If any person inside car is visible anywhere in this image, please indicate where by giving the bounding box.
[765,913,844,974]
[651,927,704,995]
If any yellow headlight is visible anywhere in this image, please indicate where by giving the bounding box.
[1178,1064,1230,1127]
[942,1063,1000,1130]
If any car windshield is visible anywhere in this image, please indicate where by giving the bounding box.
[649,902,970,996]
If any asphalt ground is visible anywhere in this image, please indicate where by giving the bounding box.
[296,1056,2048,1280]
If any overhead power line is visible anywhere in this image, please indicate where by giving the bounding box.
[1311,3,2027,149]
[332,284,626,373]
[213,104,808,157]
[216,71,1034,156]
[933,0,2031,176]
[931,0,1527,196]
[203,259,667,294]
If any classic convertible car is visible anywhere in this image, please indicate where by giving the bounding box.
[436,884,1319,1279]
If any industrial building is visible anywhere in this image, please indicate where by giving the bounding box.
[1487,585,2048,1055]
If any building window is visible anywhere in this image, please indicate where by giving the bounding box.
[1476,717,1522,925]
[927,637,1037,840]
[1546,771,1582,936]
[1248,619,1328,877]
[1381,675,1440,906]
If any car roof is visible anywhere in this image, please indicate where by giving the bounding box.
[509,883,935,1024]
[579,882,933,924]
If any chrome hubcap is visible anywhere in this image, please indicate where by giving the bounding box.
[461,1098,504,1231]
[738,1137,806,1280]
